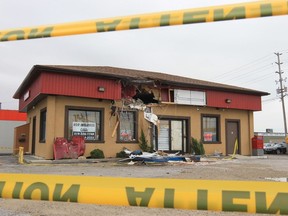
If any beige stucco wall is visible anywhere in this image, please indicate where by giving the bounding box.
[28,96,144,159]
[55,96,146,159]
[152,104,254,156]
[27,98,49,157]
[27,95,254,159]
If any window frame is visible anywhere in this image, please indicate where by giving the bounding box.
[117,110,138,143]
[39,108,47,143]
[151,116,190,152]
[65,106,104,143]
[201,114,221,144]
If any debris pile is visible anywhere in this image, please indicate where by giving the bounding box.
[53,136,85,160]
[117,148,237,166]
[119,148,188,165]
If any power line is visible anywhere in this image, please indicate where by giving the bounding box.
[208,52,288,93]
[212,52,288,85]
[220,64,273,83]
[239,73,275,86]
[262,97,279,103]
[212,54,273,81]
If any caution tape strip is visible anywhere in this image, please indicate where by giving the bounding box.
[0,146,21,151]
[0,0,287,42]
[0,173,287,214]
[0,147,13,150]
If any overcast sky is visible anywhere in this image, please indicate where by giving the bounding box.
[0,0,287,132]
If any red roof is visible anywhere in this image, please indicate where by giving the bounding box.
[0,110,27,121]
[13,65,269,99]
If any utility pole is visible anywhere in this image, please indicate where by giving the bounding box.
[274,52,287,138]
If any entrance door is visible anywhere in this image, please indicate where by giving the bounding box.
[171,121,182,150]
[158,120,170,150]
[226,120,240,155]
[31,116,36,155]
[156,119,187,152]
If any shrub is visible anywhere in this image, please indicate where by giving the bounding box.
[139,129,153,152]
[90,149,105,159]
[191,137,205,155]
[116,150,127,158]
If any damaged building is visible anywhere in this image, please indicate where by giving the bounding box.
[13,65,269,159]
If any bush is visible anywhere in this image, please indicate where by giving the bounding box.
[139,129,153,152]
[116,150,128,158]
[191,137,205,155]
[90,149,105,159]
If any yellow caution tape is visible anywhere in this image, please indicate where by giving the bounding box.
[0,0,287,42]
[231,139,239,159]
[0,173,288,214]
[0,147,12,150]
[0,146,22,151]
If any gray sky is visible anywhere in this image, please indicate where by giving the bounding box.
[0,0,288,132]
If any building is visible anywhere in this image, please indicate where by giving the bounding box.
[0,110,27,154]
[255,131,286,144]
[13,65,269,159]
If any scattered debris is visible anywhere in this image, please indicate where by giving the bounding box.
[128,161,135,165]
[144,111,159,126]
[119,148,245,166]
[213,150,223,157]
[120,148,188,164]
[53,136,85,160]
[265,177,288,182]
[128,99,146,111]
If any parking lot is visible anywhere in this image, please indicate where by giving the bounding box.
[0,154,287,215]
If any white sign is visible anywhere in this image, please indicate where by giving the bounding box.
[144,112,159,126]
[72,122,96,140]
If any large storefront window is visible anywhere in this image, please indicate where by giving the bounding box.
[66,107,104,142]
[118,111,137,142]
[202,115,220,143]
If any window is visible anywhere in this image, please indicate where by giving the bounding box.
[202,115,220,143]
[66,107,104,142]
[118,111,137,142]
[39,108,47,142]
[174,89,206,105]
[161,89,206,105]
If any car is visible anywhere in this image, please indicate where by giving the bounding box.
[264,142,287,154]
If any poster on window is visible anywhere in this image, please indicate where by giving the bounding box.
[204,132,213,141]
[72,122,96,140]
